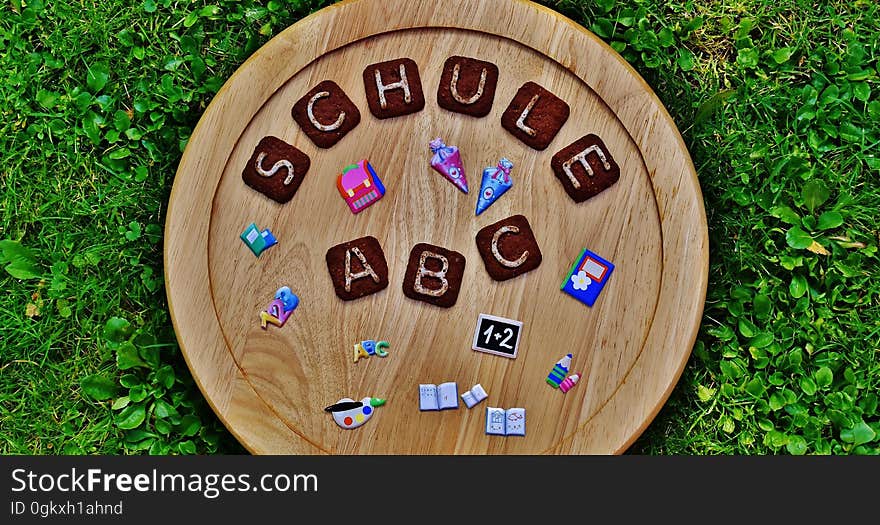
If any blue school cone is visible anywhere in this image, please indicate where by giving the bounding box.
[475,157,514,215]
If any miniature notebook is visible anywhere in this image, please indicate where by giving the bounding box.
[461,384,488,409]
[240,222,277,257]
[419,382,459,411]
[485,407,526,436]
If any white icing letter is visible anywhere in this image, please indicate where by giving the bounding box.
[491,225,528,268]
[306,91,345,132]
[255,153,295,185]
[344,247,380,292]
[515,94,540,137]
[414,251,449,297]
[562,145,612,189]
[450,62,487,105]
[375,64,412,109]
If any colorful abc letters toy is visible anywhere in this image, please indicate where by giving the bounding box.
[561,248,615,307]
[325,236,389,301]
[242,136,310,204]
[475,214,542,281]
[353,339,389,363]
[324,397,386,429]
[260,286,299,329]
[429,138,468,193]
[337,159,385,214]
[475,157,514,216]
[240,222,277,257]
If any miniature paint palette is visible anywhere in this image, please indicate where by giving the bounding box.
[166,0,708,454]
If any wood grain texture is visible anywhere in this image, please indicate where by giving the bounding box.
[164,0,708,454]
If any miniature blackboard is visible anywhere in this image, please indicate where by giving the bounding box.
[472,313,523,358]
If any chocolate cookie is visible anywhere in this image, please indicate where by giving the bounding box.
[437,56,499,117]
[242,136,311,204]
[325,236,389,301]
[402,243,466,308]
[291,80,361,149]
[551,134,620,203]
[500,81,570,150]
[475,214,542,281]
[362,58,425,119]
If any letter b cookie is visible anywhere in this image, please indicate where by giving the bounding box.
[402,243,466,308]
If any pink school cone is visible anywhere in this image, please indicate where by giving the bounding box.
[429,138,469,194]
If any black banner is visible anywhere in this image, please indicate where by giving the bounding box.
[1,456,876,522]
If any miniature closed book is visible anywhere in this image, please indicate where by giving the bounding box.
[419,382,459,410]
[485,407,525,436]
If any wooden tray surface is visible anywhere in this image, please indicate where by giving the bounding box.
[164,0,708,454]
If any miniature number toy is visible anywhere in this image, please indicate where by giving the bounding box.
[475,157,514,215]
[324,397,386,429]
[260,286,299,329]
[429,138,468,193]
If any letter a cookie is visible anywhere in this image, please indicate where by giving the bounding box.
[326,236,389,301]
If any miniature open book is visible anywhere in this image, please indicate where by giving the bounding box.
[460,384,488,409]
[419,382,459,411]
[485,407,525,436]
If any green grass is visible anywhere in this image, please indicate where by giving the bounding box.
[1,0,877,455]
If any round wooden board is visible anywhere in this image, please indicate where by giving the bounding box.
[165,0,708,454]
